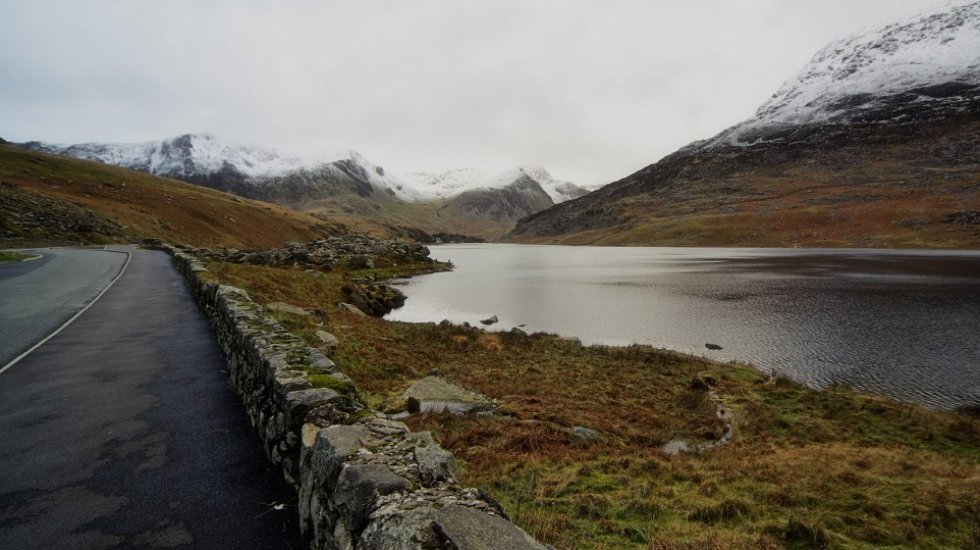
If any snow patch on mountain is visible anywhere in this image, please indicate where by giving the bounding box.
[44,133,307,179]
[395,166,587,204]
[31,133,592,204]
[714,0,980,146]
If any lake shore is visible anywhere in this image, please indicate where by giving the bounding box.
[204,253,980,549]
[388,243,980,411]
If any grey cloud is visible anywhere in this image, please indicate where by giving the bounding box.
[0,0,947,184]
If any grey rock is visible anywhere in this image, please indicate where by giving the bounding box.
[266,302,311,316]
[480,314,498,325]
[571,426,602,442]
[307,356,336,373]
[348,255,375,269]
[284,388,341,430]
[409,432,456,484]
[403,376,495,416]
[434,504,547,550]
[315,330,340,352]
[310,425,371,490]
[335,464,411,531]
[359,506,441,549]
[339,303,368,316]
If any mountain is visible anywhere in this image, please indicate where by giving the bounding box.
[21,135,590,240]
[509,1,980,248]
[0,143,335,248]
[396,166,590,204]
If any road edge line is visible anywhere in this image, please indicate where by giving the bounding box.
[0,248,133,376]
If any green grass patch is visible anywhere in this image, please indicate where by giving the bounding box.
[0,251,33,263]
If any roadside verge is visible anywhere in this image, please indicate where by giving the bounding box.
[163,245,547,550]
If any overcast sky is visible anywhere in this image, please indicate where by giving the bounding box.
[0,0,951,184]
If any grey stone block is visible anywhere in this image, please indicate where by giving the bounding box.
[409,432,456,484]
[434,505,547,550]
[335,464,411,532]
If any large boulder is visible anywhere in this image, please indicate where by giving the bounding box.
[403,376,495,416]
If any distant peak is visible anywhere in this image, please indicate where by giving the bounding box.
[705,0,980,148]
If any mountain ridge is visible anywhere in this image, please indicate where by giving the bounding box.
[21,134,591,206]
[508,1,980,248]
[21,134,593,240]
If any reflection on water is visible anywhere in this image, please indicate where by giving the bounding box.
[387,244,980,410]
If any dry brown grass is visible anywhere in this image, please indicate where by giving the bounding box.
[511,118,980,249]
[208,260,980,549]
[0,144,336,248]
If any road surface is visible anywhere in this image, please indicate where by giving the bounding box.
[0,248,127,366]
[0,248,302,549]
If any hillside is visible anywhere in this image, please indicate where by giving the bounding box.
[509,2,980,248]
[0,144,337,248]
[22,135,591,240]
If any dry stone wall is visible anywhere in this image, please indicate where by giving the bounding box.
[164,246,546,550]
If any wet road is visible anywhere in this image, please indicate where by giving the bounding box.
[0,248,127,366]
[0,248,302,549]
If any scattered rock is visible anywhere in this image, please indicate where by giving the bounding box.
[480,315,498,326]
[571,426,602,442]
[705,343,723,350]
[342,283,406,317]
[348,255,375,269]
[690,374,718,391]
[403,376,495,416]
[339,303,368,316]
[662,439,693,456]
[314,330,340,353]
[266,302,311,316]
[198,234,436,271]
[942,210,980,225]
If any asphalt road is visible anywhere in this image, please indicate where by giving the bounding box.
[0,248,302,549]
[0,248,127,366]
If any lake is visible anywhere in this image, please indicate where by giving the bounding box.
[387,244,980,410]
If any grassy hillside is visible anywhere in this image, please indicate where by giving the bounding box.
[301,193,511,241]
[0,144,337,248]
[510,116,980,249]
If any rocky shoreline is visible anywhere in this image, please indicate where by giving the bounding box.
[163,234,443,318]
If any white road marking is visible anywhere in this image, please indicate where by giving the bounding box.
[0,249,133,376]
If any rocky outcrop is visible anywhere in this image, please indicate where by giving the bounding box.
[341,282,406,317]
[0,185,122,241]
[164,247,545,550]
[197,235,432,271]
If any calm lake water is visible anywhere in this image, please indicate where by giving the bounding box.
[387,244,980,410]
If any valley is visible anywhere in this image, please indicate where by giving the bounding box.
[2,1,980,549]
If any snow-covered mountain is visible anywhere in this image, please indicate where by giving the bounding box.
[396,167,589,204]
[510,1,980,247]
[28,133,306,180]
[710,0,980,147]
[22,134,590,205]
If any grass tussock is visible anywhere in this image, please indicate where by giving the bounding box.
[208,260,980,549]
[0,251,33,263]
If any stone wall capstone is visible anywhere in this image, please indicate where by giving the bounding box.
[163,245,547,550]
